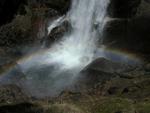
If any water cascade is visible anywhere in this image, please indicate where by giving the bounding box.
[0,0,110,97]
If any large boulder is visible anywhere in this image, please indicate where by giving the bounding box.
[76,58,134,92]
[44,20,71,47]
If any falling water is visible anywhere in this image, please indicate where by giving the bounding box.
[0,0,110,97]
[46,0,110,70]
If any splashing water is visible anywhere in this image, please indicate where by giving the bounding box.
[47,16,66,35]
[1,0,110,97]
[46,0,110,70]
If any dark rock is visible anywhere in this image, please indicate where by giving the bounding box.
[0,103,42,113]
[108,87,118,95]
[104,16,150,56]
[102,75,150,99]
[0,0,27,26]
[76,58,132,91]
[0,15,32,48]
[145,63,150,71]
[122,88,129,94]
[0,85,29,105]
[115,111,122,113]
[83,58,131,73]
[44,20,71,47]
[137,0,150,16]
[145,0,150,3]
[78,69,116,90]
[44,8,61,18]
[108,0,141,18]
[29,0,71,14]
[44,0,71,14]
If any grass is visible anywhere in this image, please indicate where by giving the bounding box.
[0,96,150,113]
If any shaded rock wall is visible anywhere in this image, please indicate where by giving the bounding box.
[29,0,71,14]
[104,0,150,60]
[0,0,27,26]
[108,0,141,18]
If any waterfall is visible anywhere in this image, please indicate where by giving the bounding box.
[45,0,110,70]
[1,0,110,97]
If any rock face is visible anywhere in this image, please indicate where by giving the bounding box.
[45,0,71,14]
[137,0,150,16]
[0,15,32,48]
[0,85,29,105]
[0,0,27,26]
[104,0,150,60]
[104,17,150,57]
[108,0,141,18]
[29,0,71,14]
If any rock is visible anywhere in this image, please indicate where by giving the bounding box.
[44,0,71,14]
[76,58,131,92]
[104,0,150,60]
[0,103,42,113]
[137,0,150,16]
[0,14,33,66]
[145,63,150,71]
[29,0,71,14]
[108,0,141,18]
[0,85,30,105]
[83,58,132,73]
[102,75,150,99]
[0,15,32,48]
[44,20,71,47]
[0,11,40,60]
[104,16,150,56]
[0,0,27,26]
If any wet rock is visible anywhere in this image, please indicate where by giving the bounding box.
[83,58,132,73]
[44,20,71,47]
[76,58,131,92]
